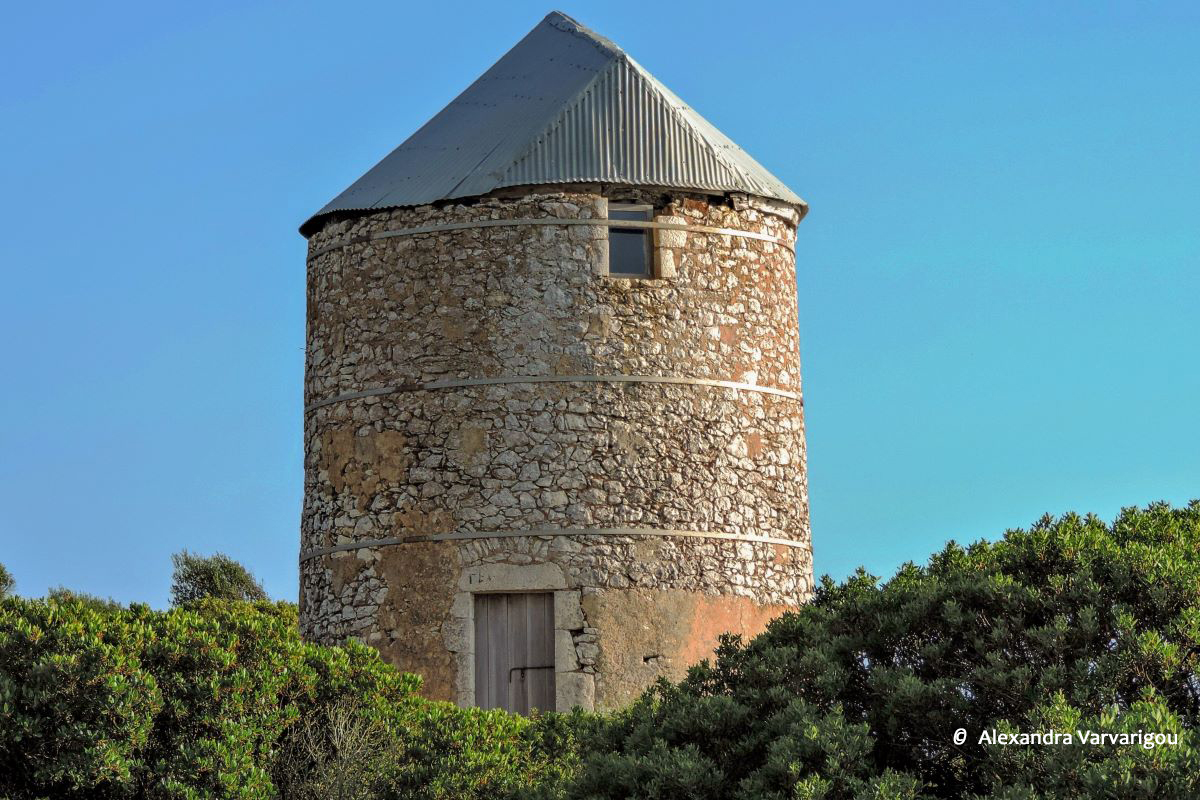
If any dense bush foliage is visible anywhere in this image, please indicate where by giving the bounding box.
[0,562,13,599]
[0,597,576,800]
[3,502,1198,799]
[566,502,1200,799]
[44,586,125,612]
[170,550,269,606]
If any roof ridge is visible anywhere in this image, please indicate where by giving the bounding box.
[621,52,776,197]
[491,56,618,184]
[452,15,626,193]
[622,54,768,192]
[542,11,625,59]
[497,56,745,190]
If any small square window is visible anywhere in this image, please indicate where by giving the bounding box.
[608,204,653,277]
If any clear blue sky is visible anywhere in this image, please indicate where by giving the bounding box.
[1,2,1196,607]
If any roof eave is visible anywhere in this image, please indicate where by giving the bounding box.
[300,184,807,239]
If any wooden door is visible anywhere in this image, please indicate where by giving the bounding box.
[474,593,555,713]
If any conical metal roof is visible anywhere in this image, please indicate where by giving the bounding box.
[301,11,805,235]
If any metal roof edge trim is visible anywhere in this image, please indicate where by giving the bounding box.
[300,185,804,239]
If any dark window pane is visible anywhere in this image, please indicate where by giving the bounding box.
[608,206,652,277]
[609,228,650,276]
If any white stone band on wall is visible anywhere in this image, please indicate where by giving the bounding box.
[307,217,793,259]
[299,527,809,563]
[306,374,802,413]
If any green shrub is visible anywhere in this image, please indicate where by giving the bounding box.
[566,502,1200,799]
[381,704,587,800]
[0,595,160,796]
[170,550,268,606]
[0,596,572,800]
[0,562,13,598]
[7,502,1197,799]
[46,586,124,612]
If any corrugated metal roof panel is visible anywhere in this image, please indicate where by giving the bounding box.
[301,11,805,235]
[500,58,750,192]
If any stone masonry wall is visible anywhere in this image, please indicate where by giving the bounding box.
[300,188,811,710]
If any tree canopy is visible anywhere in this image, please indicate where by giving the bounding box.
[169,549,268,606]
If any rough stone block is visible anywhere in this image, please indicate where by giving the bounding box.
[555,629,580,671]
[554,589,585,630]
[654,216,688,248]
[458,561,567,592]
[656,248,677,278]
[556,671,595,711]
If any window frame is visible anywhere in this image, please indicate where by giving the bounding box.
[606,202,655,279]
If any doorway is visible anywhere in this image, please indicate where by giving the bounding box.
[473,592,555,713]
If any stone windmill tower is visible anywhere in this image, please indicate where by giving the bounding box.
[299,11,811,713]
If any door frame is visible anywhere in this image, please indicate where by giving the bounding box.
[445,561,595,711]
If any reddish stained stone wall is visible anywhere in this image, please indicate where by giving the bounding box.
[580,588,794,709]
